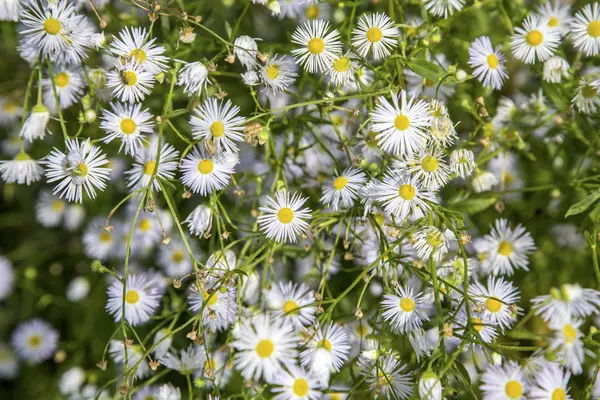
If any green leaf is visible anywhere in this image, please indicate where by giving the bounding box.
[451,197,498,215]
[454,362,472,387]
[407,59,446,83]
[165,109,188,119]
[565,189,600,217]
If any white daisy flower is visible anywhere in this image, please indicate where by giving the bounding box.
[468,36,508,90]
[11,319,59,364]
[535,0,572,37]
[107,59,155,103]
[190,97,245,155]
[179,146,237,196]
[472,169,499,193]
[424,0,465,19]
[0,97,22,125]
[188,276,237,332]
[125,135,179,192]
[82,218,115,261]
[511,15,561,64]
[412,225,452,263]
[360,354,414,400]
[19,104,50,142]
[160,345,204,374]
[327,51,359,86]
[450,148,476,178]
[320,167,366,211]
[481,218,536,276]
[351,13,399,60]
[453,310,498,345]
[572,3,600,57]
[260,54,298,93]
[271,365,323,400]
[258,190,312,243]
[397,148,450,190]
[184,204,212,237]
[35,190,66,227]
[176,62,209,97]
[382,285,430,334]
[43,65,85,113]
[469,276,521,332]
[108,340,151,379]
[100,102,154,155]
[0,152,43,185]
[418,371,442,400]
[428,100,458,148]
[59,366,85,395]
[233,35,259,70]
[44,138,111,203]
[548,316,585,375]
[158,237,196,277]
[480,360,527,400]
[242,70,260,86]
[0,342,18,379]
[371,90,430,157]
[371,169,437,221]
[195,348,232,387]
[105,274,162,326]
[66,277,90,303]
[291,19,342,73]
[0,257,15,301]
[572,76,600,114]
[532,284,600,321]
[300,322,351,384]
[110,27,168,74]
[0,0,20,21]
[543,56,570,83]
[232,313,298,383]
[529,364,572,400]
[265,281,316,331]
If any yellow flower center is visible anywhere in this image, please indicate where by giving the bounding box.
[203,291,219,306]
[43,18,61,35]
[204,359,215,370]
[197,160,214,174]
[333,176,348,190]
[329,394,343,400]
[307,38,325,55]
[138,218,151,232]
[52,200,64,212]
[306,4,319,19]
[548,17,559,27]
[120,118,137,135]
[210,121,225,138]
[486,54,499,69]
[333,57,350,72]
[472,317,483,332]
[124,71,137,86]
[588,21,600,37]
[318,339,332,351]
[265,64,280,80]
[505,380,523,399]
[421,156,439,173]
[367,27,383,42]
[394,115,410,130]
[55,72,70,88]
[486,297,503,313]
[426,230,443,247]
[400,297,415,312]
[255,339,274,358]
[563,324,577,343]
[172,250,185,263]
[293,378,309,397]
[77,162,88,176]
[277,207,294,224]
[125,290,140,304]
[398,184,416,200]
[144,160,156,175]
[28,335,42,348]
[283,299,299,314]
[526,30,543,46]
[552,388,566,400]
[497,240,513,256]
[582,84,598,99]
[356,324,369,336]
[100,232,112,243]
[130,48,147,63]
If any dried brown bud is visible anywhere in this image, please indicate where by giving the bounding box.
[118,386,130,396]
[221,231,231,240]
[182,191,192,199]
[97,359,107,371]
[355,308,364,319]
[207,63,217,73]
[104,225,114,232]
[443,323,453,337]
[476,97,485,106]
[460,232,471,245]
[173,279,182,289]
[257,52,269,63]
[387,227,400,238]
[149,360,160,371]
[186,329,197,341]
[99,19,108,29]
[124,339,133,348]
[54,349,66,363]
[194,16,202,23]
[244,121,263,146]
[344,252,353,261]
[215,90,228,100]
[494,201,505,213]
[162,236,171,245]
[225,53,235,63]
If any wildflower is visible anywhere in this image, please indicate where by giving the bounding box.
[291,20,342,73]
[351,13,399,60]
[258,190,312,243]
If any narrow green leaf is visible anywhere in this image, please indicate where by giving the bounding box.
[565,190,600,217]
[407,59,445,83]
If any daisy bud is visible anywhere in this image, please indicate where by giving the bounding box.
[418,371,442,400]
[0,151,43,185]
[96,359,107,371]
[179,27,196,44]
[267,0,280,15]
[455,69,468,82]
[20,104,50,142]
[234,36,259,69]
[90,32,106,49]
[149,360,159,371]
[84,109,96,123]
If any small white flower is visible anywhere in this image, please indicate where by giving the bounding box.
[188,275,237,332]
[532,284,600,321]
[260,54,298,93]
[110,27,168,74]
[360,354,414,400]
[160,345,204,374]
[258,190,312,243]
[480,360,527,400]
[419,371,443,400]
[472,169,499,193]
[300,323,351,385]
[11,319,59,364]
[106,274,162,326]
[59,367,85,395]
[107,59,155,103]
[265,281,316,331]
[529,364,572,400]
[43,65,85,113]
[534,0,572,37]
[179,147,237,196]
[382,285,430,334]
[291,19,342,73]
[469,276,521,332]
[413,225,452,263]
[468,36,508,90]
[572,3,600,57]
[327,51,359,86]
[184,205,212,237]
[396,148,450,190]
[320,167,367,210]
[234,35,259,69]
[177,62,209,97]
[66,277,90,302]
[424,0,465,19]
[125,135,179,192]
[0,152,43,185]
[572,76,600,114]
[100,102,154,155]
[480,218,536,276]
[271,365,323,400]
[543,56,570,83]
[450,148,476,178]
[511,15,561,64]
[351,13,399,60]
[0,257,15,301]
[548,316,585,375]
[190,97,245,155]
[19,104,50,142]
